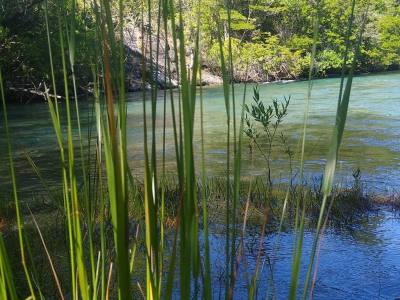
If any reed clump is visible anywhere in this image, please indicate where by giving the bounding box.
[0,0,376,299]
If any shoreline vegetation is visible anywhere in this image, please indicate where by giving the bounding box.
[2,1,400,103]
[1,174,399,297]
[6,69,400,104]
[2,174,399,230]
[1,0,399,299]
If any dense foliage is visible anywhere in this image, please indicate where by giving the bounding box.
[198,0,400,80]
[0,0,399,92]
[0,0,95,92]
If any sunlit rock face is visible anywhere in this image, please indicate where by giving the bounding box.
[125,45,178,92]
[124,27,222,91]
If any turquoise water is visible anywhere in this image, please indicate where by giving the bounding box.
[4,71,399,195]
[192,72,400,193]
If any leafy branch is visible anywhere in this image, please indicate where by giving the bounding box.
[244,85,291,186]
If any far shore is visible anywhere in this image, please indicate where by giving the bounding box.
[5,69,400,104]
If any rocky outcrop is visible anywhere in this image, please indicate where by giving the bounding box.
[199,68,223,85]
[124,25,179,91]
[123,26,222,92]
[124,46,223,90]
[125,46,179,92]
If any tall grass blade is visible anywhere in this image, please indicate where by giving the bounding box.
[0,69,36,299]
[28,206,64,300]
[0,234,17,300]
[96,1,132,299]
[200,65,212,300]
[215,10,232,297]
[288,5,320,298]
[302,2,368,298]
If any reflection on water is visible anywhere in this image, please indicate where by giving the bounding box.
[196,209,400,299]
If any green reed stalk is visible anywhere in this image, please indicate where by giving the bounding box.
[162,28,168,179]
[46,8,75,298]
[46,2,92,298]
[25,153,58,203]
[46,91,77,299]
[73,0,97,283]
[165,0,183,181]
[248,215,267,300]
[140,1,159,298]
[264,188,290,299]
[58,6,90,297]
[161,40,168,296]
[176,0,200,294]
[1,72,37,299]
[225,0,243,296]
[199,67,213,300]
[288,5,320,298]
[92,66,106,300]
[161,1,183,298]
[191,6,202,281]
[151,0,168,295]
[65,0,97,288]
[302,2,367,298]
[28,207,64,299]
[215,9,232,297]
[0,233,17,300]
[229,83,247,299]
[98,0,131,298]
[337,0,357,110]
[44,0,61,118]
[117,0,131,295]
[146,0,159,198]
[1,70,31,299]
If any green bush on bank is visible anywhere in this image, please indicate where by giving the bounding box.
[1,0,400,92]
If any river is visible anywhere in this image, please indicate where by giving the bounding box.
[1,71,399,195]
[1,71,399,299]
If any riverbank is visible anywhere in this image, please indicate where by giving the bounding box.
[1,174,399,232]
[5,64,399,104]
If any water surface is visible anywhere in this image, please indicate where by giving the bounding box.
[1,72,399,299]
[1,71,399,195]
[203,209,400,299]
